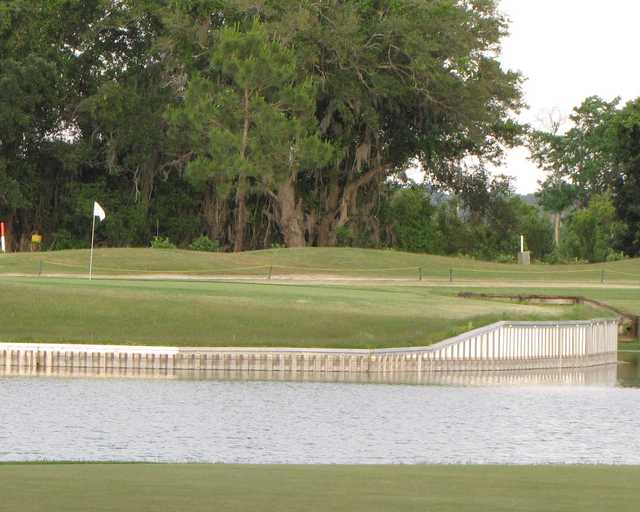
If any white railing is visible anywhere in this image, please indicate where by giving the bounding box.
[376,318,618,360]
[0,318,619,374]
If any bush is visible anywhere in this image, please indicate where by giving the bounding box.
[48,229,83,250]
[150,236,176,249]
[390,186,438,253]
[606,250,627,262]
[494,253,516,264]
[336,225,354,247]
[560,193,626,262]
[188,235,219,252]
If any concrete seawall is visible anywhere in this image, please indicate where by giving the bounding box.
[0,319,619,375]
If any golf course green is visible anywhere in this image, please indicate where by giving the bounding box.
[1,247,636,348]
[1,463,638,512]
[0,276,605,348]
[1,246,640,283]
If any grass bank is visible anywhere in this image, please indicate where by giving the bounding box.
[0,277,602,348]
[2,246,640,283]
[449,286,640,316]
[1,464,638,512]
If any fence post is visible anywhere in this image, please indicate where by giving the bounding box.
[268,266,272,280]
[38,260,43,277]
[449,268,453,283]
[419,267,422,281]
[601,269,605,284]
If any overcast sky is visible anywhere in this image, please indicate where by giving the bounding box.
[497,0,640,193]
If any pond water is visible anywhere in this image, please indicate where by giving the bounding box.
[1,355,639,464]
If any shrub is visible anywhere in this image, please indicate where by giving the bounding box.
[494,253,516,264]
[606,250,627,262]
[336,225,354,247]
[150,236,176,249]
[188,235,219,252]
[390,186,438,253]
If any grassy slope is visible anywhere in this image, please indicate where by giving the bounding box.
[0,277,602,348]
[1,464,639,512]
[2,246,640,282]
[453,286,640,315]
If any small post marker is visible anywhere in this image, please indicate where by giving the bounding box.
[601,269,605,284]
[517,234,531,265]
[419,267,422,281]
[0,221,6,253]
[268,265,273,280]
[38,260,43,277]
[449,268,453,283]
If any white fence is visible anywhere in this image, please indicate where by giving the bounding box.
[0,318,619,375]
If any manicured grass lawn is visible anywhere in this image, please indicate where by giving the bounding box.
[2,246,640,283]
[1,464,638,512]
[0,277,601,348]
[1,249,634,348]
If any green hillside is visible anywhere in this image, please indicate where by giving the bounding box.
[0,277,603,348]
[1,247,640,283]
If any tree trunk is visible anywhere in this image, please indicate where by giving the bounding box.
[233,183,246,252]
[554,212,561,246]
[316,164,388,246]
[202,184,228,244]
[5,211,15,252]
[276,175,305,247]
[233,87,251,252]
[316,172,341,246]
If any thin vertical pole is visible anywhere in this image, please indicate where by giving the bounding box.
[89,214,96,281]
[0,221,5,253]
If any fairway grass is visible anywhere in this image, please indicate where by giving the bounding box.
[0,277,604,348]
[0,248,634,348]
[2,246,640,284]
[1,464,638,512]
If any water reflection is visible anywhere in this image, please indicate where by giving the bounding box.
[0,361,627,386]
[618,351,640,387]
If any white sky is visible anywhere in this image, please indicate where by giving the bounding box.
[497,0,640,193]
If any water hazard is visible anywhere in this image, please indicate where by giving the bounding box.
[1,355,639,464]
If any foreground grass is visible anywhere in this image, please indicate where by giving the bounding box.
[1,464,638,512]
[0,277,602,348]
[2,246,640,283]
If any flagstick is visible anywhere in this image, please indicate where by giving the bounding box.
[89,214,96,281]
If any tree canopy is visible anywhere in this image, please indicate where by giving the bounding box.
[1,0,529,255]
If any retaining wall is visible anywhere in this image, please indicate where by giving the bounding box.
[0,319,619,375]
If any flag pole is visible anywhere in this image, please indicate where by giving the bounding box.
[89,213,96,281]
